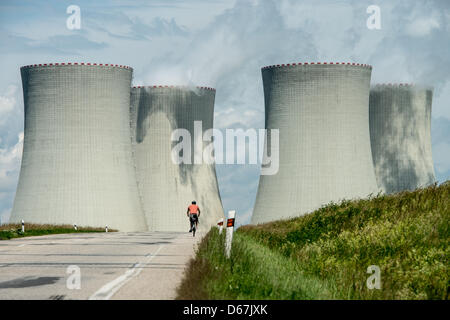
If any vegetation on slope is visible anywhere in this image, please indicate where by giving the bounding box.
[177,228,338,299]
[0,223,116,240]
[177,182,449,300]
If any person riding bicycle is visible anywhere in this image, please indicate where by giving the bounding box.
[187,201,200,233]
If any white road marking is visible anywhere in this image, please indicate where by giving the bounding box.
[18,244,26,247]
[89,245,165,300]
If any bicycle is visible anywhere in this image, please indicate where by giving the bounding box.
[189,214,199,237]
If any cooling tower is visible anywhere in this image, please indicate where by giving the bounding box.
[130,86,224,232]
[251,62,379,224]
[369,84,435,194]
[10,63,147,231]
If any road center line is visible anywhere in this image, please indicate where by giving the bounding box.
[89,245,165,300]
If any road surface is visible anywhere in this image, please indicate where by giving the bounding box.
[0,231,202,299]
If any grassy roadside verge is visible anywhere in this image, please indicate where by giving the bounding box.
[240,183,449,299]
[177,228,338,299]
[0,223,116,240]
[177,182,449,300]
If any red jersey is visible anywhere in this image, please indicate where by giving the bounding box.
[188,204,199,214]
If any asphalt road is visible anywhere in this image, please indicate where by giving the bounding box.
[0,231,202,300]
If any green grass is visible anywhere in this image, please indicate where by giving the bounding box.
[0,223,116,240]
[177,182,449,300]
[177,228,338,299]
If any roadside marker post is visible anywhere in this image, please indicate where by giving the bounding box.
[74,224,77,231]
[105,225,108,233]
[217,218,224,234]
[21,220,25,233]
[225,210,236,259]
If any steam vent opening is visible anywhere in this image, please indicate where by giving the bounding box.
[252,62,379,224]
[130,86,224,232]
[11,63,147,231]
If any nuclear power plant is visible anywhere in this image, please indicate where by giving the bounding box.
[369,84,435,194]
[8,61,436,230]
[10,63,147,231]
[130,86,224,232]
[251,62,380,224]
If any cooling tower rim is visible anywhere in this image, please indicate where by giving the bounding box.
[132,85,216,91]
[20,63,133,70]
[371,83,434,90]
[261,62,372,70]
[373,83,415,87]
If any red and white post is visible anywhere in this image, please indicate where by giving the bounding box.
[225,210,236,258]
[217,218,224,234]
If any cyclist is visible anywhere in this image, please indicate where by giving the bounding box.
[186,201,200,233]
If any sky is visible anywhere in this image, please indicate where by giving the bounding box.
[0,0,449,227]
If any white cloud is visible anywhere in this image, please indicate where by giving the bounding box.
[0,132,23,190]
[138,0,316,86]
[0,85,17,123]
[0,83,23,224]
[0,132,23,224]
[214,107,261,129]
[405,16,440,37]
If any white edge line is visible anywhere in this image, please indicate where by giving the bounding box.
[89,245,164,300]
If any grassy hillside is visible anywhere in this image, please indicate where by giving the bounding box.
[177,182,449,300]
[0,223,116,240]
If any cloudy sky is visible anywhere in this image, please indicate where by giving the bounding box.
[0,0,449,226]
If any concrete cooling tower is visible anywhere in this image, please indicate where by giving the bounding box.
[130,86,224,232]
[251,62,379,225]
[10,63,147,231]
[369,84,435,194]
